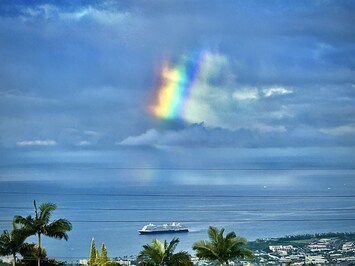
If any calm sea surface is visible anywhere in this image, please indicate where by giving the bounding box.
[0,169,354,261]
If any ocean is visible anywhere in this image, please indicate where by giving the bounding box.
[0,168,354,262]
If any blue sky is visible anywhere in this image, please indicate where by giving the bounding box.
[0,1,355,183]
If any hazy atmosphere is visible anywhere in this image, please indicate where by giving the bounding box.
[1,0,355,183]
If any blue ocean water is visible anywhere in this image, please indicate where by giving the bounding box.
[0,169,354,262]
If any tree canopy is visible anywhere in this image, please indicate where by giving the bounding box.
[193,226,254,265]
[14,201,72,266]
[137,238,193,266]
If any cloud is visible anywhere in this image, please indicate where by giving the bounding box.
[320,124,355,136]
[118,129,160,146]
[118,124,240,147]
[232,88,259,101]
[148,50,298,132]
[232,86,292,102]
[117,123,343,148]
[62,7,129,25]
[263,87,293,97]
[18,4,130,25]
[16,139,57,147]
[76,140,91,146]
[0,0,354,157]
[58,128,103,147]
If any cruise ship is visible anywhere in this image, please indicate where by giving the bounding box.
[138,222,189,234]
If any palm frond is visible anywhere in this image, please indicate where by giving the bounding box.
[39,202,56,224]
[193,226,254,264]
[192,240,218,261]
[138,238,191,266]
[0,228,29,257]
[169,251,193,266]
[0,230,12,255]
[19,243,36,257]
[207,226,219,244]
[166,237,179,254]
[44,218,72,240]
[138,240,164,265]
[13,215,35,228]
[44,219,72,236]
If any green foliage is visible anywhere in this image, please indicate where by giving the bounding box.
[104,262,120,266]
[13,200,72,266]
[95,249,100,266]
[100,244,108,266]
[20,243,45,258]
[0,222,30,266]
[14,201,72,242]
[89,238,97,266]
[21,258,64,266]
[21,245,49,266]
[193,226,254,266]
[89,240,116,266]
[137,238,193,266]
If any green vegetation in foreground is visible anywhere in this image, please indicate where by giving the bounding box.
[1,201,72,266]
[193,226,254,266]
[14,201,72,266]
[88,238,119,266]
[137,237,193,266]
[0,222,28,266]
[246,232,355,251]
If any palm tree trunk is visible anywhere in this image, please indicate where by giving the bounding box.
[12,253,16,266]
[38,233,41,266]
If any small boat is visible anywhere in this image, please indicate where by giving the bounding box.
[138,222,189,234]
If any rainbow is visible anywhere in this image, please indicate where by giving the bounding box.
[150,51,207,120]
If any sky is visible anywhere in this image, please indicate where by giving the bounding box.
[0,0,355,184]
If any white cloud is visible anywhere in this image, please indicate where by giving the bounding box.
[58,128,103,147]
[150,50,297,132]
[117,124,273,148]
[182,52,233,129]
[21,5,129,25]
[320,124,355,136]
[76,140,91,146]
[16,139,57,146]
[232,88,259,101]
[118,129,160,146]
[83,130,102,137]
[263,87,293,97]
[60,7,129,25]
[21,4,57,19]
[118,126,216,147]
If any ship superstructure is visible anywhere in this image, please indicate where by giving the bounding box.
[138,222,188,234]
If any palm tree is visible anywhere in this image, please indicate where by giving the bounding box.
[13,200,72,266]
[137,238,193,266]
[192,226,254,266]
[0,223,29,266]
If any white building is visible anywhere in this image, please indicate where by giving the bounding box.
[116,260,131,266]
[269,245,293,254]
[79,259,88,265]
[342,242,354,251]
[1,257,13,264]
[305,255,328,264]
